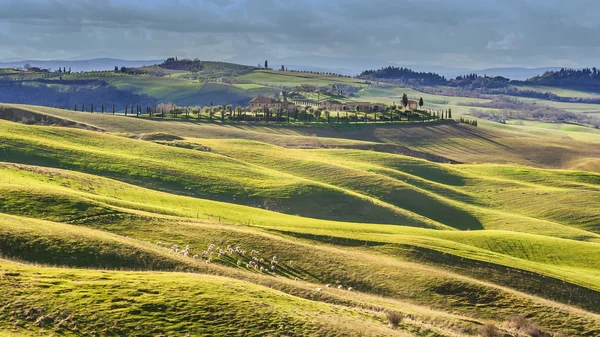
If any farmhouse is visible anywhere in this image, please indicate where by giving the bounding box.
[249,97,295,110]
[344,102,373,112]
[407,100,418,110]
[319,100,344,111]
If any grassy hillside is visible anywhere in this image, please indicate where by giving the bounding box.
[4,103,600,171]
[1,103,599,336]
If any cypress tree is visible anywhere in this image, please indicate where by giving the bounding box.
[125,105,128,116]
[448,108,452,119]
[112,104,115,114]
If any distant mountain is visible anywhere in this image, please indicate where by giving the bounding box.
[0,58,163,72]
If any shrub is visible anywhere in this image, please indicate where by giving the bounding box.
[386,311,403,329]
[480,322,501,337]
[506,315,545,337]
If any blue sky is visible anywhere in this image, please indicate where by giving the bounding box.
[1,0,599,69]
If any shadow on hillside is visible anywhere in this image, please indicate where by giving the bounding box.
[272,229,600,315]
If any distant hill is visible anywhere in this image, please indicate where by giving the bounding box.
[526,68,600,90]
[0,58,163,72]
[471,67,563,81]
[358,66,447,84]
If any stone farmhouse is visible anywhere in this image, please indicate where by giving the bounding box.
[319,100,381,112]
[407,100,418,110]
[249,97,295,111]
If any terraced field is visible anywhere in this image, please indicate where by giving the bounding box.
[0,104,599,336]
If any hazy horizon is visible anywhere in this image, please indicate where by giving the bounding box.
[1,0,599,71]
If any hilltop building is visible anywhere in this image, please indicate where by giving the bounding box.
[407,100,418,110]
[319,100,344,111]
[249,97,295,110]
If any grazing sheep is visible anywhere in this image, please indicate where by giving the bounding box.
[156,242,162,246]
[271,266,275,270]
[169,248,174,253]
[259,266,264,272]
[289,261,294,266]
[193,254,199,259]
[347,287,353,291]
[237,261,242,266]
[259,258,264,263]
[315,288,322,292]
[185,245,190,250]
[183,251,189,257]
[325,284,331,288]
[294,277,299,281]
[246,264,250,269]
[337,285,343,289]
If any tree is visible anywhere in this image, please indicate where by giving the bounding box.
[265,60,268,69]
[114,66,119,72]
[402,93,409,109]
[448,108,452,119]
[419,97,424,108]
[120,66,127,73]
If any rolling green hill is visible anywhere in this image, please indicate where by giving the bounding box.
[0,103,599,336]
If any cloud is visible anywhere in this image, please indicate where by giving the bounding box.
[487,32,522,50]
[0,0,598,68]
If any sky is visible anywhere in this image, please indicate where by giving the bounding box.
[1,0,599,70]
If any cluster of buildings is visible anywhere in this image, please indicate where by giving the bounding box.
[249,97,419,112]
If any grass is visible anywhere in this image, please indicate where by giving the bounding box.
[0,104,599,336]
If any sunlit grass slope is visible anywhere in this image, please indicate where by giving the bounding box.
[1,104,600,336]
[5,103,600,172]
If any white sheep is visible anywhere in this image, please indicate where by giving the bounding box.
[315,288,322,292]
[271,266,275,270]
[237,261,242,266]
[337,285,343,289]
[325,284,331,288]
[347,287,353,291]
[193,254,199,259]
[294,277,299,281]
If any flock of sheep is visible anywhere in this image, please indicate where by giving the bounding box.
[154,241,353,292]
[154,241,288,274]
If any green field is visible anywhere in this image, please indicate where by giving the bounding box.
[0,103,599,336]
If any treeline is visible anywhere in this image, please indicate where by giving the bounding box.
[0,80,156,109]
[528,68,600,83]
[359,66,447,84]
